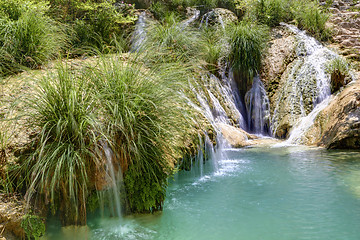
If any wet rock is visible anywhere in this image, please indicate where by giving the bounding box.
[302,79,360,149]
[217,123,282,147]
[217,123,256,147]
[200,8,237,28]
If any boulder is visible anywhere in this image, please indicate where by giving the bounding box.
[200,8,238,28]
[217,123,254,147]
[301,79,360,149]
[217,123,282,147]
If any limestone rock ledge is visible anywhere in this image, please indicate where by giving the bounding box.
[217,123,281,147]
[303,79,360,149]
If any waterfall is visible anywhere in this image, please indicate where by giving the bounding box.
[102,143,123,218]
[131,12,147,52]
[286,96,332,144]
[199,10,225,29]
[245,76,271,135]
[181,9,200,29]
[271,23,339,137]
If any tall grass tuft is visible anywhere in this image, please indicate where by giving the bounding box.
[0,0,67,75]
[23,64,102,225]
[89,56,194,212]
[294,2,331,41]
[227,21,269,80]
[142,13,201,64]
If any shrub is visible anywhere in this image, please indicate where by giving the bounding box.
[0,0,66,75]
[48,0,137,55]
[252,0,292,27]
[326,57,351,93]
[21,214,46,240]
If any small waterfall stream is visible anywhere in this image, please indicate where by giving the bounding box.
[102,143,124,218]
[271,23,339,139]
[245,76,271,135]
[131,12,147,52]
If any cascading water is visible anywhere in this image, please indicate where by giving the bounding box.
[286,96,332,144]
[199,10,225,29]
[271,23,339,138]
[245,76,271,135]
[131,12,147,52]
[181,9,200,29]
[102,143,123,218]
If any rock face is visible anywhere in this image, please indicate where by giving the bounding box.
[0,195,25,239]
[200,8,238,27]
[302,79,360,149]
[326,0,360,68]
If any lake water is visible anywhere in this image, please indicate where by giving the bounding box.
[47,146,360,240]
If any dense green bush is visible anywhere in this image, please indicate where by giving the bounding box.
[252,0,292,27]
[48,0,137,55]
[21,214,46,240]
[0,0,66,75]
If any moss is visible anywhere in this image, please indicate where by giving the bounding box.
[124,164,168,213]
[21,214,45,240]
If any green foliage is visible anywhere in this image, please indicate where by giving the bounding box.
[326,57,350,76]
[252,0,292,27]
[238,0,331,41]
[0,0,67,75]
[21,214,45,240]
[142,14,201,64]
[294,2,331,41]
[88,56,193,212]
[48,0,137,55]
[227,21,269,80]
[199,27,223,72]
[326,57,351,92]
[124,164,167,212]
[23,64,102,222]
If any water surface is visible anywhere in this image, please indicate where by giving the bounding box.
[47,147,360,240]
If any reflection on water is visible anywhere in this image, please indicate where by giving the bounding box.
[47,147,360,240]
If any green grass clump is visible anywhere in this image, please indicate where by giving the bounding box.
[326,57,351,93]
[227,21,269,80]
[252,0,292,27]
[20,53,196,221]
[294,2,331,41]
[89,56,193,212]
[0,0,66,76]
[142,13,201,64]
[23,64,102,225]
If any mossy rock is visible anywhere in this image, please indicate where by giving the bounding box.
[21,214,45,240]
